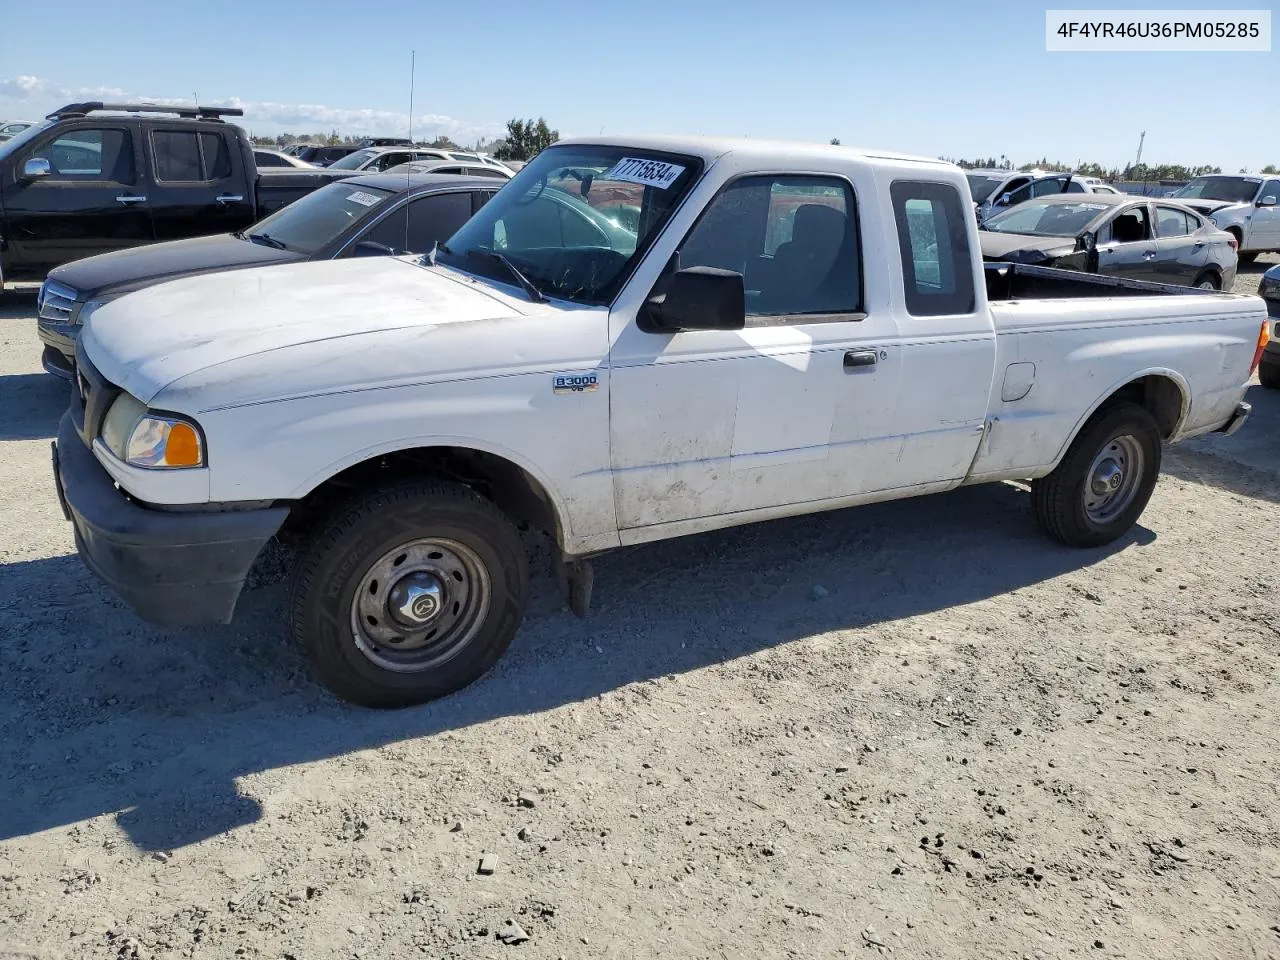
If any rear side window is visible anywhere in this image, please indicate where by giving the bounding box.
[200,132,232,179]
[152,131,202,180]
[890,180,975,316]
[152,130,232,181]
[1155,206,1193,238]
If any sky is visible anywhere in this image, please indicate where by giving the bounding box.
[1,0,1276,170]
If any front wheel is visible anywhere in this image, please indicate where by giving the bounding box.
[291,481,529,707]
[1031,402,1162,547]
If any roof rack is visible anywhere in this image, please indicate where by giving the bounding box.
[47,102,244,122]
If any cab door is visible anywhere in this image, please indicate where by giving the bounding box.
[145,125,254,240]
[608,171,905,528]
[0,123,153,274]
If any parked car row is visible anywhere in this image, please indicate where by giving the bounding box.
[967,170,1121,221]
[1167,174,1280,263]
[36,174,503,376]
[0,102,360,285]
[0,119,35,142]
[0,103,522,289]
[979,194,1238,290]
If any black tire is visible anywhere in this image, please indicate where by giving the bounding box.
[1190,270,1220,291]
[291,480,528,707]
[1031,402,1162,548]
[1260,357,1280,390]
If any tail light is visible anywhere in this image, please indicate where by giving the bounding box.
[1251,320,1270,376]
[1227,235,1238,251]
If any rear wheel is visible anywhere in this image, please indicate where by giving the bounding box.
[1191,271,1220,290]
[1031,402,1162,547]
[1260,357,1280,390]
[291,480,528,707]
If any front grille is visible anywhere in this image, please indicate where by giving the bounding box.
[72,338,120,450]
[37,280,78,323]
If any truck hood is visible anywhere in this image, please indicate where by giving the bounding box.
[979,231,1077,262]
[47,233,304,300]
[81,256,531,404]
[1177,199,1240,216]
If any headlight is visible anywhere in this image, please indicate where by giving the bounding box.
[101,393,205,469]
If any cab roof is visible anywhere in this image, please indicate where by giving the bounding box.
[556,134,951,169]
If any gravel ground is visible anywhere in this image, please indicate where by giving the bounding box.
[1,258,1277,960]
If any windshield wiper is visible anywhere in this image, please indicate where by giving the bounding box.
[244,231,287,250]
[471,250,547,304]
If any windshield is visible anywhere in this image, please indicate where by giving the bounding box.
[437,144,701,305]
[0,118,53,162]
[983,199,1111,236]
[244,181,394,254]
[1171,176,1260,203]
[966,174,1006,204]
[328,148,380,170]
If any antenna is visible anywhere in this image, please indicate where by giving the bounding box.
[406,50,415,255]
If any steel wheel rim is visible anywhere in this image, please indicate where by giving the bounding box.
[1083,434,1144,524]
[350,537,491,673]
[1196,278,1216,290]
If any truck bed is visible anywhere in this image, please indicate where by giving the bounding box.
[985,262,1212,302]
[255,168,355,217]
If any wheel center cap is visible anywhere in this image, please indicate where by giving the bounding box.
[1091,459,1123,496]
[387,572,445,627]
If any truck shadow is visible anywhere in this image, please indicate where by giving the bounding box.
[1164,382,1280,504]
[0,372,69,440]
[0,480,1155,852]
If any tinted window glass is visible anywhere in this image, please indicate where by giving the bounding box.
[1156,206,1192,237]
[201,133,232,179]
[1263,179,1280,201]
[247,181,393,255]
[470,167,508,178]
[30,129,134,182]
[255,151,285,167]
[890,180,975,316]
[678,175,860,320]
[1065,180,1086,193]
[153,131,203,181]
[409,192,473,250]
[329,148,379,170]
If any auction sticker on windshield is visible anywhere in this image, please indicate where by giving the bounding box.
[346,191,383,207]
[603,157,685,190]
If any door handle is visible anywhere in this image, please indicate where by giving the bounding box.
[1143,252,1157,260]
[844,349,878,369]
[215,194,244,204]
[115,194,147,204]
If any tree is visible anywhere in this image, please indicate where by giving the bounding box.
[494,118,559,161]
[1262,164,1278,175]
[829,137,841,145]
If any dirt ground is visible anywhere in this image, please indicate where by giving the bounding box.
[1,259,1278,960]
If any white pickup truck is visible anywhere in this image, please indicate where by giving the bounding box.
[51,136,1266,707]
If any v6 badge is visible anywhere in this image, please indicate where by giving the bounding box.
[553,372,599,395]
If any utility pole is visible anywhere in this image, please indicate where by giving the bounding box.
[1133,131,1146,171]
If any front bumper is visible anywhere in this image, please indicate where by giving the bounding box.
[37,320,77,380]
[1214,401,1251,437]
[52,412,290,627]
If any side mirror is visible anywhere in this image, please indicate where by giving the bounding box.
[1259,195,1277,207]
[1079,231,1097,253]
[353,240,397,257]
[996,192,1012,206]
[22,157,51,180]
[644,266,745,333]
